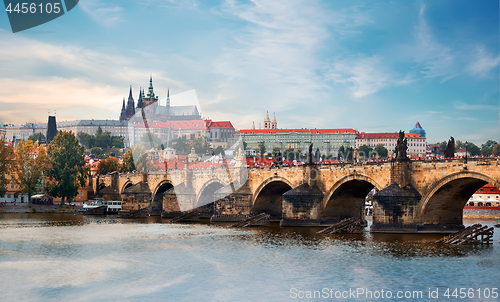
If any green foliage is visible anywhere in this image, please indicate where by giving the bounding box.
[91,147,104,158]
[120,149,136,172]
[464,142,480,156]
[173,137,188,154]
[77,130,124,150]
[258,141,266,158]
[140,132,162,148]
[0,140,15,197]
[28,132,46,142]
[283,148,295,160]
[374,144,388,158]
[357,145,373,158]
[438,141,447,155]
[337,145,345,160]
[214,146,225,156]
[190,138,210,155]
[481,140,498,155]
[243,141,248,150]
[45,131,88,204]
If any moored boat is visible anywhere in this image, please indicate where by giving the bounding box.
[81,199,122,215]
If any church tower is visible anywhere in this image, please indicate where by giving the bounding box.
[119,98,126,121]
[137,88,143,109]
[264,111,271,129]
[142,75,159,108]
[166,88,170,117]
[271,112,277,129]
[125,86,135,120]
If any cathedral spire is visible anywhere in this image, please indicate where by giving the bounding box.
[128,85,133,100]
[120,98,126,121]
[137,88,143,108]
[147,75,155,98]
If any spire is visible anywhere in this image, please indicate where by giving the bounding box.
[128,85,133,100]
[264,110,271,129]
[137,88,143,108]
[271,112,277,129]
[119,98,126,121]
[272,112,276,122]
[265,111,270,121]
[166,88,170,113]
[252,121,255,130]
[147,75,155,98]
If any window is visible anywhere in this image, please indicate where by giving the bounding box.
[10,184,14,189]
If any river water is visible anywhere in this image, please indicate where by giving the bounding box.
[0,214,499,302]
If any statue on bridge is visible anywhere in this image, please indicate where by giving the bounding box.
[444,137,455,158]
[394,130,408,160]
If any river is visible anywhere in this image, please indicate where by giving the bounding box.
[0,214,499,301]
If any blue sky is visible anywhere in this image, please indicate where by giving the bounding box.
[0,0,498,144]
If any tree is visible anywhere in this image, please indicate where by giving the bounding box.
[337,145,346,160]
[120,149,136,172]
[438,141,447,155]
[481,140,498,156]
[492,144,500,156]
[190,137,210,155]
[91,147,104,158]
[28,132,46,142]
[258,141,266,158]
[374,144,388,158]
[214,146,225,156]
[243,141,248,150]
[0,140,15,197]
[97,157,120,174]
[357,145,373,159]
[14,140,48,203]
[173,137,188,154]
[464,142,480,156]
[45,131,88,204]
[284,148,295,160]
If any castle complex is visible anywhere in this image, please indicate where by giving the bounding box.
[119,76,201,123]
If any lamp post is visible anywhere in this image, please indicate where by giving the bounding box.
[465,141,468,164]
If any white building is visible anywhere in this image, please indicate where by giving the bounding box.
[356,132,427,157]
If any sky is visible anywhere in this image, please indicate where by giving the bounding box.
[0,0,498,145]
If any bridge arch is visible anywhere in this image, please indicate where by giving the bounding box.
[196,179,226,208]
[322,174,382,221]
[251,177,293,219]
[418,171,498,226]
[120,181,133,194]
[151,181,174,215]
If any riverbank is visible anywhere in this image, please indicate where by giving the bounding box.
[0,202,84,214]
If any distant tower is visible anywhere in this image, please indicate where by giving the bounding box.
[166,88,170,117]
[119,98,126,121]
[125,86,135,120]
[252,121,255,130]
[271,112,277,129]
[409,121,426,138]
[264,111,271,129]
[136,88,143,109]
[46,115,57,143]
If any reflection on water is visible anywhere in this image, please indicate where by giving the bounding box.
[0,214,499,302]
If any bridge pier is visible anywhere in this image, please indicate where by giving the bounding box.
[280,183,324,227]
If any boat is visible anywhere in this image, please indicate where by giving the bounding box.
[494,220,500,228]
[81,198,122,215]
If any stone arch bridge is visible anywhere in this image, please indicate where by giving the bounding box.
[92,158,500,233]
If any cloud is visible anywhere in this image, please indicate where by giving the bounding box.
[412,5,456,78]
[327,56,394,98]
[78,0,124,27]
[454,100,498,111]
[467,45,500,76]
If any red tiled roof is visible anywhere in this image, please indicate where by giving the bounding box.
[238,128,358,134]
[208,121,234,129]
[475,184,500,194]
[356,132,425,139]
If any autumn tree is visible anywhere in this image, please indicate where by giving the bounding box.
[97,157,120,174]
[120,149,136,172]
[0,140,15,197]
[45,131,88,204]
[14,140,48,203]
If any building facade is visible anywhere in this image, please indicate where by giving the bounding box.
[239,128,358,157]
[356,132,427,157]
